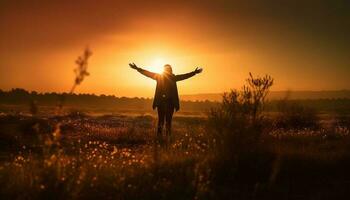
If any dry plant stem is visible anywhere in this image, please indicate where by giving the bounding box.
[57,47,92,113]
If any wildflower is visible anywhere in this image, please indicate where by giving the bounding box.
[111,146,118,155]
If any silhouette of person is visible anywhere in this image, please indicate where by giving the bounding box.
[129,63,203,141]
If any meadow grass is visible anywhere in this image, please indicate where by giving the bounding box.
[1,71,350,199]
[0,112,349,199]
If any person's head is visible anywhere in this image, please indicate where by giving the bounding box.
[163,64,173,74]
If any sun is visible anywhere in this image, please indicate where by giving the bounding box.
[150,58,165,74]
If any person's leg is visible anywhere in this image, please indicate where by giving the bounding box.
[165,104,174,137]
[157,105,165,139]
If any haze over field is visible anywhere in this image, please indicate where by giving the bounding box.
[180,90,350,101]
[1,0,349,97]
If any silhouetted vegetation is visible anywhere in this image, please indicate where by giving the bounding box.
[204,73,275,198]
[58,47,92,110]
[208,73,273,153]
[274,98,320,130]
[204,73,350,199]
[1,72,350,199]
[0,88,219,114]
[1,89,350,116]
[267,98,350,114]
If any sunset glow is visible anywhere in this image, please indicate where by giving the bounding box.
[149,58,166,74]
[0,1,349,97]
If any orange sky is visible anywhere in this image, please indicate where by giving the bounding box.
[1,0,349,97]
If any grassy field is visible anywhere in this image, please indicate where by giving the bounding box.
[0,106,349,199]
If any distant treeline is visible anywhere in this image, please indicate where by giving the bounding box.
[0,88,349,114]
[265,99,350,114]
[0,88,218,112]
[181,90,350,101]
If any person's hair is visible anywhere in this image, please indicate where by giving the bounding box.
[164,64,173,74]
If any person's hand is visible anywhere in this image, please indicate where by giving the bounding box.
[194,67,203,74]
[129,63,139,70]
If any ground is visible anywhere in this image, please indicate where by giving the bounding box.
[0,108,349,199]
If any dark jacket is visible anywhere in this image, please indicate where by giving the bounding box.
[136,68,196,110]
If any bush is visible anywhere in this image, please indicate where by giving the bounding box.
[275,100,319,130]
[205,73,276,199]
[208,73,273,155]
[335,113,350,129]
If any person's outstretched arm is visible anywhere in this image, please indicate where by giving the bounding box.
[129,63,158,80]
[175,67,203,81]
